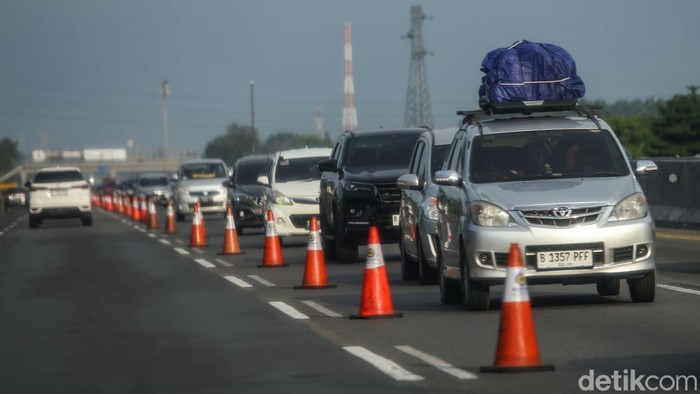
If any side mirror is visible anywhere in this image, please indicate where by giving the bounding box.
[24,181,31,188]
[433,170,462,186]
[222,180,233,188]
[635,160,658,176]
[257,175,270,186]
[170,173,179,182]
[318,158,339,172]
[396,173,422,190]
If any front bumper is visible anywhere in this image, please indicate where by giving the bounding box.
[269,202,319,237]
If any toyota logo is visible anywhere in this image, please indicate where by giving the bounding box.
[552,206,572,218]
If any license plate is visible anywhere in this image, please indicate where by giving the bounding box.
[51,189,67,196]
[392,214,399,226]
[536,249,593,270]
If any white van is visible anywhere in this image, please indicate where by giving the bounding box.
[258,147,332,240]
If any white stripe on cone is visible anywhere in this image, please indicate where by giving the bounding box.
[502,266,530,303]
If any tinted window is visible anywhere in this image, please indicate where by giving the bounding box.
[139,177,169,187]
[235,160,270,185]
[34,170,83,183]
[431,144,450,174]
[344,132,422,169]
[469,129,629,183]
[275,156,325,183]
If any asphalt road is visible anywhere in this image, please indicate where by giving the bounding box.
[0,207,698,393]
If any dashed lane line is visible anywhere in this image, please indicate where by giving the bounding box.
[395,345,478,380]
[301,300,343,318]
[248,275,276,287]
[343,346,424,382]
[174,247,190,255]
[194,258,216,268]
[658,283,700,296]
[224,275,253,288]
[215,258,233,267]
[269,301,309,320]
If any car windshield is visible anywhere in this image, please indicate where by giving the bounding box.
[274,156,324,183]
[139,177,169,187]
[34,170,83,183]
[344,132,422,169]
[469,129,630,183]
[181,163,227,179]
[235,160,270,185]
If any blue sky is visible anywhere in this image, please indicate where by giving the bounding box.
[1,0,699,154]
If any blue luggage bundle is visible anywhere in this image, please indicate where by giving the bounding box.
[478,40,585,113]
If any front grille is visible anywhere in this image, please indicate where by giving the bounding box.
[519,206,604,227]
[289,214,314,229]
[376,183,401,204]
[613,246,633,262]
[189,190,221,198]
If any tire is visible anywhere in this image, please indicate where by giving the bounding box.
[29,215,41,229]
[596,279,620,296]
[460,241,490,311]
[417,236,438,285]
[334,208,358,264]
[399,237,419,281]
[81,214,93,226]
[175,210,185,222]
[437,245,463,304]
[320,209,337,261]
[628,271,656,303]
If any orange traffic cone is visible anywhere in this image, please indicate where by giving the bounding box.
[258,210,287,267]
[164,200,177,234]
[295,217,336,289]
[124,195,132,217]
[481,243,554,373]
[147,198,159,230]
[350,226,402,319]
[140,196,149,224]
[219,203,244,255]
[103,194,113,211]
[189,201,207,247]
[131,195,141,222]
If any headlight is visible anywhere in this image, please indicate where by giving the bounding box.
[234,192,254,203]
[609,192,647,222]
[270,189,293,205]
[423,196,439,221]
[343,181,374,192]
[469,201,516,227]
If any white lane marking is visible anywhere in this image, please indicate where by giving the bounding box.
[215,258,233,267]
[159,239,171,245]
[343,346,424,382]
[248,275,276,287]
[658,284,700,296]
[302,300,343,318]
[147,233,157,238]
[174,247,190,255]
[395,345,478,380]
[0,231,4,236]
[175,239,184,245]
[224,275,253,288]
[269,301,309,320]
[194,258,215,268]
[191,248,205,254]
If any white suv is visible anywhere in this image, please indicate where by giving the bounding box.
[258,147,331,240]
[25,166,92,228]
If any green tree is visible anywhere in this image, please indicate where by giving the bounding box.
[203,123,260,165]
[0,137,21,174]
[650,86,700,156]
[260,132,332,153]
[606,114,657,158]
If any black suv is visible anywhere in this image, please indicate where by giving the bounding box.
[318,128,426,263]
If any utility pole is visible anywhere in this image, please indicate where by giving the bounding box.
[403,6,433,128]
[250,80,256,153]
[342,22,358,131]
[161,80,170,159]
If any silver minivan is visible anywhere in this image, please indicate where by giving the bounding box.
[434,105,658,311]
[173,159,231,222]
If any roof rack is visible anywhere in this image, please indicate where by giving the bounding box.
[457,99,602,126]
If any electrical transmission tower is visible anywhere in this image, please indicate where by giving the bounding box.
[403,5,433,128]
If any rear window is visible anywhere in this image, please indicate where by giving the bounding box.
[34,170,83,183]
[469,129,630,183]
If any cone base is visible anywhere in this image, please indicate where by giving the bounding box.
[188,243,208,248]
[349,312,403,320]
[294,284,337,290]
[480,364,555,373]
[218,251,246,255]
[257,264,289,268]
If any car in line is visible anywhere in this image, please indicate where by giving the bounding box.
[318,128,426,263]
[433,102,658,311]
[229,154,272,234]
[135,172,173,205]
[397,127,458,284]
[172,158,231,222]
[25,166,92,228]
[259,147,331,242]
[3,186,28,211]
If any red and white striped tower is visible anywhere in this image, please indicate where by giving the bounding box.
[342,22,358,131]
